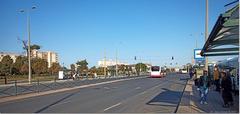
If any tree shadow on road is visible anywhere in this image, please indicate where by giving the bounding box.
[146,88,182,107]
[35,90,78,113]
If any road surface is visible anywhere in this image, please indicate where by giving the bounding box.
[0,73,189,113]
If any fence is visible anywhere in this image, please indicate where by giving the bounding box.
[0,74,146,98]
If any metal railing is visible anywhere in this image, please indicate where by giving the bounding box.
[0,74,146,98]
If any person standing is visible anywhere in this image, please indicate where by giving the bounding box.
[199,70,211,104]
[221,71,233,108]
[194,68,203,90]
[213,66,220,92]
[189,68,194,79]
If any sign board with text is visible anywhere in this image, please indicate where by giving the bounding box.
[194,49,205,60]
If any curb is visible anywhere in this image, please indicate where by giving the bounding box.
[174,78,189,113]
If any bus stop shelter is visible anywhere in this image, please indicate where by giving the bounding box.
[201,5,239,56]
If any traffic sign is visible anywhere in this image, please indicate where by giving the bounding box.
[194,49,205,60]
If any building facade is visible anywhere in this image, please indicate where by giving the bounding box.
[31,49,58,68]
[0,52,24,63]
[98,59,128,67]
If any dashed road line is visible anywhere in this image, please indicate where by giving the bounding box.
[104,102,122,111]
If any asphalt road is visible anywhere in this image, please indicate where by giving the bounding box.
[0,73,189,113]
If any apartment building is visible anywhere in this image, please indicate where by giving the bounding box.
[31,49,58,68]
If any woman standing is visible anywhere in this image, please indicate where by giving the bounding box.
[199,70,211,104]
[213,66,220,92]
[221,71,233,108]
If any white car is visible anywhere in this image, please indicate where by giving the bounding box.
[181,69,188,74]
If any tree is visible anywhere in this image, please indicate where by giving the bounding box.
[118,64,126,75]
[23,44,41,50]
[76,59,88,74]
[61,66,68,71]
[20,64,29,75]
[125,65,132,76]
[12,56,28,74]
[31,44,40,50]
[135,63,147,75]
[32,58,48,75]
[89,66,97,74]
[70,64,75,73]
[0,62,3,75]
[49,63,61,75]
[89,66,97,77]
[96,67,104,75]
[0,55,13,75]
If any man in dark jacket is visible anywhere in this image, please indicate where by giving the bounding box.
[199,70,211,104]
[221,71,233,108]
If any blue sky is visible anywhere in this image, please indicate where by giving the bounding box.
[0,0,234,68]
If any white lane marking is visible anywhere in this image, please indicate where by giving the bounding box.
[139,91,147,95]
[135,87,141,90]
[104,102,122,111]
[53,101,71,106]
[103,87,110,89]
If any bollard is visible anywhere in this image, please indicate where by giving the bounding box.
[54,76,56,83]
[15,80,17,96]
[37,79,40,93]
[4,76,7,84]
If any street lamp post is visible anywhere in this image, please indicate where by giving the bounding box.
[190,33,203,66]
[205,0,208,71]
[115,49,118,77]
[190,33,203,49]
[19,6,36,84]
[104,50,106,77]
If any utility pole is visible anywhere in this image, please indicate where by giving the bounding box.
[139,57,142,76]
[19,6,36,84]
[104,50,106,76]
[27,12,31,84]
[205,0,208,71]
[115,49,118,77]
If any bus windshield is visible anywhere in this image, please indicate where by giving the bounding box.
[151,66,160,71]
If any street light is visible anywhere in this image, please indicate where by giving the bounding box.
[115,42,123,77]
[19,5,37,84]
[205,0,209,71]
[115,49,118,77]
[189,33,203,49]
[189,33,203,66]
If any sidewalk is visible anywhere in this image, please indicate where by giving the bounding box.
[177,79,239,113]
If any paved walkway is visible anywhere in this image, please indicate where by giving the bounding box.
[177,79,239,113]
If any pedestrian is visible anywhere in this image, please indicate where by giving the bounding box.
[73,73,76,80]
[193,68,203,90]
[213,66,220,92]
[221,71,233,108]
[199,70,211,104]
[230,72,237,96]
[189,68,194,79]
